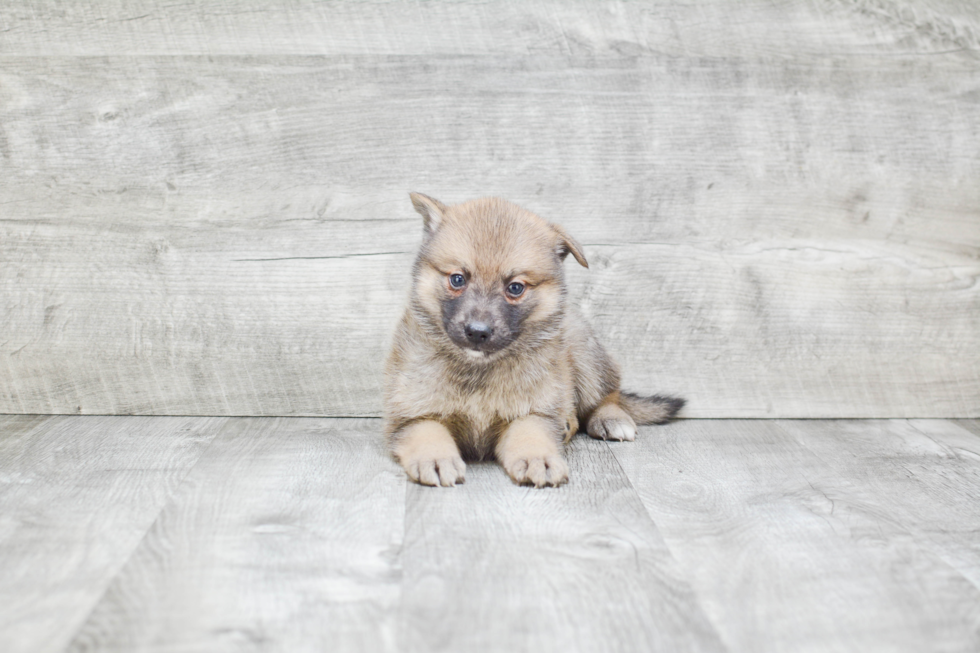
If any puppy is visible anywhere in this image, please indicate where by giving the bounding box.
[384,194,684,488]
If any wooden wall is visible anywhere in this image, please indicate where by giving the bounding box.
[1,1,978,417]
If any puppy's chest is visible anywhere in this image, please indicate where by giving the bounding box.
[440,375,535,428]
[432,363,559,431]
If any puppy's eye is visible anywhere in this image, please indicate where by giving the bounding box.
[449,273,466,289]
[506,281,526,297]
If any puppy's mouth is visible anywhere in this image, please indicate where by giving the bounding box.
[455,343,511,365]
[449,335,511,362]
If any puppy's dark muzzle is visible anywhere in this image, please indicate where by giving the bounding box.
[442,293,514,355]
[464,321,493,347]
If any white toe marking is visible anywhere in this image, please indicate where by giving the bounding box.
[608,420,636,441]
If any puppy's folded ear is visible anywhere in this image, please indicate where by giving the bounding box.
[553,224,589,268]
[409,192,448,236]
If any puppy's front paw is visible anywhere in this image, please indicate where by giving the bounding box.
[496,415,569,488]
[393,420,465,487]
[503,454,569,488]
[403,453,466,487]
[587,403,637,441]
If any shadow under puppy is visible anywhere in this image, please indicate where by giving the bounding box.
[384,194,683,488]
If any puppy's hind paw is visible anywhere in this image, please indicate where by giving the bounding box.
[587,404,638,442]
[504,455,569,488]
[589,418,636,441]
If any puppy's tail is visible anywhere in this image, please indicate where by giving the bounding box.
[619,392,685,425]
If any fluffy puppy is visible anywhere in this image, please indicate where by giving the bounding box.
[384,194,683,488]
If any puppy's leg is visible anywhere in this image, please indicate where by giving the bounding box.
[392,420,466,487]
[496,415,569,488]
[586,391,638,442]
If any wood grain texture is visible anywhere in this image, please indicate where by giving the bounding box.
[0,0,976,57]
[398,435,725,653]
[66,418,405,653]
[612,419,980,653]
[3,416,980,652]
[1,2,979,417]
[0,415,225,653]
[777,419,980,589]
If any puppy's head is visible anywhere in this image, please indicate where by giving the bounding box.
[408,193,587,361]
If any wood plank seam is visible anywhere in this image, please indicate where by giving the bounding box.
[52,419,229,651]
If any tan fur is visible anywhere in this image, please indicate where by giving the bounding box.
[392,420,466,487]
[495,415,569,487]
[587,400,638,442]
[384,194,683,487]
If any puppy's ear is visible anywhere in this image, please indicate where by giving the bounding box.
[553,224,589,268]
[409,192,448,236]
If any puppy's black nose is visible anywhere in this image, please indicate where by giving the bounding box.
[464,321,493,345]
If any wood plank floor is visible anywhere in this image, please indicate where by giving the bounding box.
[1,416,978,652]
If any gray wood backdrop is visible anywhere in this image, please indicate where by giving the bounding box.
[1,1,978,418]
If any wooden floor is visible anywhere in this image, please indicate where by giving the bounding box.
[1,416,978,652]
